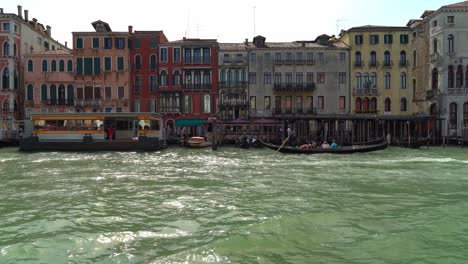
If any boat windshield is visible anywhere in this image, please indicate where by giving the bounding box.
[34,119,104,131]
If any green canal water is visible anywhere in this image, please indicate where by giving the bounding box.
[0,146,468,263]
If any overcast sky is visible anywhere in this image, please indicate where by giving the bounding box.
[3,0,453,46]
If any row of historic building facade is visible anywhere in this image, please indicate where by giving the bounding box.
[1,2,468,137]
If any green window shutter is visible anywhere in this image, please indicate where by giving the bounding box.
[84,58,93,75]
[77,58,83,75]
[41,85,47,100]
[94,57,100,75]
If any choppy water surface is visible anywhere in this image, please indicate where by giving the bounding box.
[0,146,467,263]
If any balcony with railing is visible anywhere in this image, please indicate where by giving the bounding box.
[159,106,181,113]
[40,99,76,106]
[273,82,316,92]
[220,101,248,109]
[182,83,212,91]
[353,88,380,95]
[425,89,440,100]
[355,109,379,114]
[354,61,364,68]
[273,107,317,116]
[184,57,211,65]
[447,88,468,96]
[399,60,409,67]
[75,99,102,107]
[218,81,248,89]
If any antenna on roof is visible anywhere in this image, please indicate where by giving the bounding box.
[253,6,256,36]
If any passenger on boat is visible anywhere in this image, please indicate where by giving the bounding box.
[321,141,331,149]
[331,140,338,150]
[299,143,312,150]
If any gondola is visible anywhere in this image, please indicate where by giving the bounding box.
[261,138,388,154]
[392,136,430,149]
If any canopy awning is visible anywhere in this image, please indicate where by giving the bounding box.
[176,119,206,127]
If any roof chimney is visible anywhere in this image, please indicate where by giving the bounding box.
[65,41,68,48]
[32,18,38,29]
[128,25,133,34]
[244,38,248,45]
[17,5,23,18]
[0,8,4,14]
[24,10,29,21]
[46,25,51,36]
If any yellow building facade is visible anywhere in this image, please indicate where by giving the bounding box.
[340,26,414,116]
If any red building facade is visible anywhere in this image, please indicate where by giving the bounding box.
[129,30,168,112]
[159,38,219,137]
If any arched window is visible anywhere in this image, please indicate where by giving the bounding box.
[448,34,454,53]
[355,73,362,89]
[150,55,157,70]
[13,43,17,56]
[160,70,167,86]
[384,51,390,66]
[400,72,407,89]
[400,51,407,66]
[363,73,369,88]
[355,97,362,112]
[370,72,377,87]
[432,68,438,90]
[135,55,141,70]
[363,97,369,111]
[67,84,74,102]
[51,60,57,72]
[456,65,463,88]
[384,72,391,89]
[370,97,377,111]
[41,84,48,101]
[355,51,362,66]
[464,102,468,127]
[2,99,9,112]
[67,60,73,72]
[42,60,48,72]
[385,98,391,112]
[28,60,34,72]
[3,42,9,56]
[59,60,65,72]
[413,50,416,68]
[203,94,211,113]
[448,65,454,88]
[449,102,457,129]
[50,84,57,104]
[27,84,34,101]
[14,71,18,89]
[400,97,407,112]
[433,38,438,53]
[173,70,181,86]
[2,68,9,89]
[370,51,377,66]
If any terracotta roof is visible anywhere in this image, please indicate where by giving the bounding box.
[219,43,248,51]
[443,1,468,8]
[26,49,72,56]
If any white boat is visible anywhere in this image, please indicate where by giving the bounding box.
[187,136,212,148]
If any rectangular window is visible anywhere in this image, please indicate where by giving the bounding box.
[285,73,292,84]
[432,20,438,27]
[150,37,157,49]
[339,96,345,109]
[264,72,271,84]
[264,53,271,62]
[264,96,270,109]
[174,48,180,61]
[249,72,257,84]
[285,96,292,112]
[285,52,292,63]
[41,85,48,100]
[183,95,192,113]
[249,53,256,63]
[275,52,281,64]
[76,38,83,49]
[447,16,455,24]
[223,54,230,62]
[92,37,99,48]
[104,38,112,49]
[250,96,256,110]
[306,52,314,64]
[370,35,379,45]
[339,52,345,62]
[318,96,324,109]
[317,73,325,83]
[296,52,303,63]
[135,38,141,48]
[118,86,124,99]
[93,57,100,75]
[149,100,156,112]
[274,73,281,84]
[400,34,409,44]
[134,76,142,93]
[296,73,303,85]
[117,57,124,71]
[203,48,210,64]
[355,35,363,45]
[134,100,140,112]
[105,87,112,100]
[306,72,314,84]
[384,34,393,44]
[150,76,157,92]
[3,23,11,31]
[160,48,168,62]
[83,58,93,75]
[105,107,112,113]
[115,37,125,49]
[296,96,303,112]
[339,72,346,83]
[307,96,313,111]
[104,57,111,71]
[318,52,324,62]
[236,54,243,62]
[76,87,83,99]
[76,58,83,75]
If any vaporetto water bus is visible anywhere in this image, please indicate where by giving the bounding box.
[19,113,166,151]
